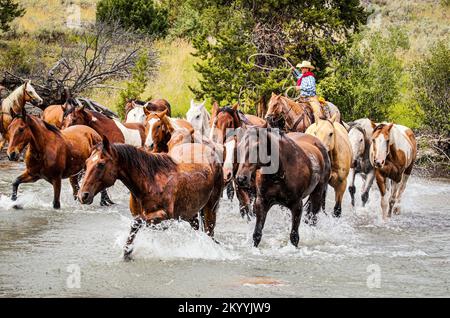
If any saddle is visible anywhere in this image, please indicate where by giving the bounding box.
[298,96,331,119]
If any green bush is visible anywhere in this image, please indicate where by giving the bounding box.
[96,0,168,38]
[0,0,25,33]
[412,41,450,135]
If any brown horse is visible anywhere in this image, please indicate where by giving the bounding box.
[235,127,331,247]
[305,114,352,217]
[265,93,315,132]
[0,81,44,150]
[6,111,113,208]
[143,108,193,153]
[42,104,65,128]
[125,98,172,124]
[370,123,417,221]
[78,137,223,261]
[62,105,146,146]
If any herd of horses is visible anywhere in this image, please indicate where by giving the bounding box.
[0,82,418,260]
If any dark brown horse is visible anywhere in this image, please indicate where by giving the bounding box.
[6,111,113,208]
[265,93,315,132]
[62,105,146,146]
[78,138,223,261]
[235,127,331,247]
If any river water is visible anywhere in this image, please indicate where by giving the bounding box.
[0,160,449,297]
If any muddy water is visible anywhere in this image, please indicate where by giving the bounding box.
[0,161,449,297]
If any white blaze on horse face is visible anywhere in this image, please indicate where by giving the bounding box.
[144,118,159,148]
[223,139,236,170]
[91,154,99,163]
[373,133,389,167]
[349,129,365,161]
[113,120,142,147]
[126,107,146,124]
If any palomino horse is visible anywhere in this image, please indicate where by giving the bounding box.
[306,114,352,217]
[370,123,417,221]
[265,93,315,132]
[0,81,43,150]
[78,137,223,261]
[347,118,376,207]
[235,127,331,247]
[125,98,172,124]
[186,99,210,136]
[62,105,145,146]
[143,108,193,152]
[6,111,113,208]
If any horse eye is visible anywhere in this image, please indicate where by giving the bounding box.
[18,128,24,133]
[329,132,333,137]
[196,115,200,119]
[386,139,390,143]
[98,162,105,169]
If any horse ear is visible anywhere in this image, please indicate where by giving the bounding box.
[125,100,134,114]
[271,92,276,97]
[232,103,239,111]
[387,123,394,131]
[190,99,195,109]
[102,136,112,153]
[201,100,206,108]
[143,106,152,116]
[330,113,338,123]
[212,101,219,113]
[370,120,376,129]
[158,108,168,118]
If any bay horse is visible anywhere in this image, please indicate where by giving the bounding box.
[78,137,223,261]
[143,108,193,153]
[186,99,210,136]
[235,127,331,247]
[125,98,172,124]
[347,118,376,207]
[209,102,265,219]
[305,114,352,217]
[6,111,113,208]
[0,81,43,150]
[265,93,315,132]
[62,104,146,146]
[370,123,417,221]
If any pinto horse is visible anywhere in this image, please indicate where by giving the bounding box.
[0,81,43,150]
[235,127,331,247]
[78,137,223,261]
[265,93,315,132]
[125,98,172,124]
[143,108,193,153]
[305,114,352,217]
[370,123,417,221]
[347,118,376,207]
[6,111,113,208]
[62,105,145,146]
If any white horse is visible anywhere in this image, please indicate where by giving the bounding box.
[186,99,210,136]
[370,123,417,221]
[347,118,376,207]
[1,80,43,150]
[125,101,146,124]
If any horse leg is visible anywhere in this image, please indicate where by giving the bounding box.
[348,168,356,207]
[361,170,375,207]
[69,175,80,200]
[289,202,303,247]
[393,173,410,215]
[100,189,115,206]
[253,197,269,247]
[306,183,327,226]
[202,201,219,238]
[129,194,142,217]
[123,217,145,262]
[375,171,389,221]
[226,182,234,201]
[333,179,346,217]
[235,184,252,221]
[388,180,401,218]
[52,178,62,209]
[11,171,39,201]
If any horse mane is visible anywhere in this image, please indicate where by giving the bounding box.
[1,84,25,111]
[43,120,63,135]
[112,144,177,182]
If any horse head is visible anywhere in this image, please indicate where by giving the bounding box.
[306,114,338,152]
[23,80,43,107]
[209,102,241,144]
[7,108,30,161]
[186,99,209,135]
[371,123,394,169]
[61,103,88,129]
[144,108,172,152]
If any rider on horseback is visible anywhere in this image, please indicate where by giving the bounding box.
[292,61,327,120]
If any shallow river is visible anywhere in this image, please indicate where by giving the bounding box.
[0,161,449,297]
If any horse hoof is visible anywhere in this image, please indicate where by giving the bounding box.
[53,202,61,209]
[393,206,401,215]
[100,200,111,207]
[333,208,342,218]
[11,195,17,202]
[12,204,23,210]
[361,192,369,206]
[123,254,133,262]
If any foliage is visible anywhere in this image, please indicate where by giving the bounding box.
[317,28,409,122]
[411,41,450,135]
[116,51,150,120]
[0,0,25,33]
[96,0,168,37]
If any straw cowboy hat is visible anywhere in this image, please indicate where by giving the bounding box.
[296,60,315,70]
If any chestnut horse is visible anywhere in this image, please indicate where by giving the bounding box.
[0,81,43,150]
[305,114,352,217]
[143,108,193,153]
[6,111,113,208]
[62,105,146,146]
[265,93,315,132]
[235,127,331,247]
[78,138,223,261]
[347,118,376,207]
[125,98,172,124]
[370,123,417,221]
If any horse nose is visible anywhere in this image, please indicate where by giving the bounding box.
[236,175,248,187]
[80,192,90,204]
[7,152,18,161]
[374,159,385,168]
[224,170,233,183]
